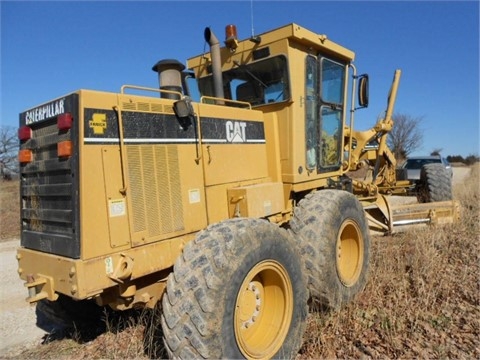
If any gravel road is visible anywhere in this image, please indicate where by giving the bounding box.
[0,239,46,356]
[0,167,471,356]
[451,166,471,185]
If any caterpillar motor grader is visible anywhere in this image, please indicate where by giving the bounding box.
[16,23,458,358]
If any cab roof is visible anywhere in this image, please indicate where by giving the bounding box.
[187,23,355,70]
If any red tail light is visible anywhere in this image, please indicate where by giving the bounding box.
[18,126,32,141]
[57,113,73,130]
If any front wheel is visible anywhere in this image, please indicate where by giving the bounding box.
[161,218,308,359]
[290,190,371,310]
[417,163,452,202]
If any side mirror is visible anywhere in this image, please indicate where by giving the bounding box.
[358,74,369,108]
[173,98,194,130]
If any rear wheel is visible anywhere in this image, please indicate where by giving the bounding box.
[36,294,108,342]
[161,218,308,359]
[290,190,370,310]
[417,163,452,202]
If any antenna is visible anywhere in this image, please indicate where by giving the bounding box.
[250,0,255,38]
[249,0,261,44]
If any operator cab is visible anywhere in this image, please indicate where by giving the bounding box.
[186,24,369,185]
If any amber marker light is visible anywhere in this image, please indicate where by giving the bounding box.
[57,140,73,157]
[18,149,33,163]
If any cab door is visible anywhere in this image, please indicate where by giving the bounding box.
[305,56,346,174]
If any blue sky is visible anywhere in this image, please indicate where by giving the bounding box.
[1,0,479,157]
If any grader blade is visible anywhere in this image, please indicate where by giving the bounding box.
[363,195,460,235]
[390,200,460,227]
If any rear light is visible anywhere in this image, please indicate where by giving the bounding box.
[57,140,73,157]
[19,149,33,163]
[18,126,32,141]
[57,113,73,130]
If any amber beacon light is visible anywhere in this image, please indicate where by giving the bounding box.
[225,24,238,51]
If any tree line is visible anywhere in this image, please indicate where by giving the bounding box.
[446,154,480,165]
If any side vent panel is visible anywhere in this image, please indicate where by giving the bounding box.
[127,144,184,245]
[120,101,173,114]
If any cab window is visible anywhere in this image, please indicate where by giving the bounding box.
[321,58,345,105]
[198,56,290,106]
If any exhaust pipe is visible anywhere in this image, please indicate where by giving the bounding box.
[204,27,225,100]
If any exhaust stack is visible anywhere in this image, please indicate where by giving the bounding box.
[204,27,225,100]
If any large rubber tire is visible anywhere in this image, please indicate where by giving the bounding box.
[290,190,370,311]
[417,163,453,203]
[161,218,308,359]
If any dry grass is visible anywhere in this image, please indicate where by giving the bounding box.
[5,308,164,360]
[4,166,479,359]
[300,164,479,359]
[0,180,20,240]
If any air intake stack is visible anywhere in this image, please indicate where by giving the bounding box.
[152,59,185,99]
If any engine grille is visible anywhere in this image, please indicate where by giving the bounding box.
[127,144,184,240]
[19,95,79,258]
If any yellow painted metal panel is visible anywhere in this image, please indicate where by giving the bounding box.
[202,143,268,186]
[228,182,285,218]
[101,146,130,249]
[17,232,192,300]
[81,144,124,259]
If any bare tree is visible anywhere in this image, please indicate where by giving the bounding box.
[387,113,424,161]
[430,148,443,156]
[0,126,18,180]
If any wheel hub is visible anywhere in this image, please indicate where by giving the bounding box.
[234,260,293,359]
[336,220,364,286]
[238,282,262,329]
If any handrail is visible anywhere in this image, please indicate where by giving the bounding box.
[200,96,252,109]
[120,84,183,98]
[346,64,358,173]
[113,101,129,195]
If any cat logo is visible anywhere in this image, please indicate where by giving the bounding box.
[89,113,107,135]
[226,121,247,143]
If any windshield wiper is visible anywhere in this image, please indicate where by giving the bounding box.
[233,60,267,88]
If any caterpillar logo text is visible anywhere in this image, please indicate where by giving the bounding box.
[226,120,247,143]
[25,99,65,125]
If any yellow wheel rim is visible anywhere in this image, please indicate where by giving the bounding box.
[336,220,364,287]
[234,260,293,359]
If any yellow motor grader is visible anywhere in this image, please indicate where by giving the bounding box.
[16,23,458,358]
